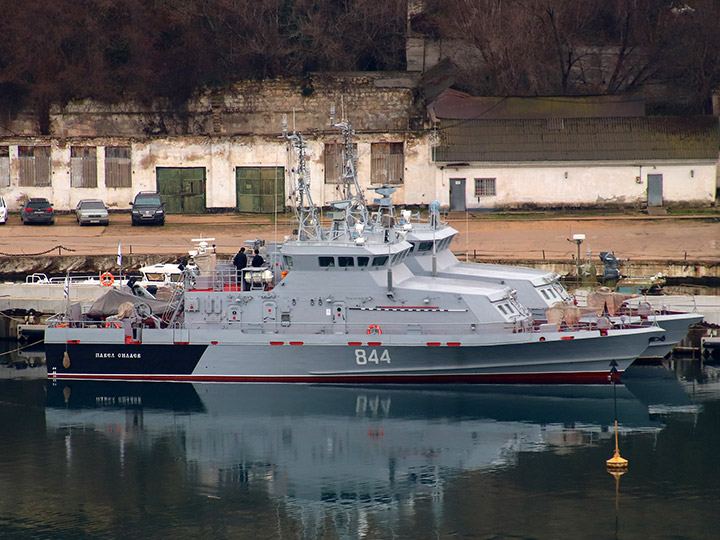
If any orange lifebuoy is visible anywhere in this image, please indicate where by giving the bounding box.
[105,321,121,328]
[367,324,382,335]
[100,272,115,286]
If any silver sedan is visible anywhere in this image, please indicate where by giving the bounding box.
[75,199,110,226]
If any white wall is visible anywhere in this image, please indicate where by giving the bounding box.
[0,136,715,212]
[438,162,717,209]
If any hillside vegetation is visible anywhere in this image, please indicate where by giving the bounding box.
[1,0,718,133]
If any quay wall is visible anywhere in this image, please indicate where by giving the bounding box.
[1,254,719,283]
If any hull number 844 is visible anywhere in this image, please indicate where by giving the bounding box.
[355,349,391,365]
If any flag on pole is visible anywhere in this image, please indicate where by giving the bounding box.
[63,272,70,299]
[117,240,122,267]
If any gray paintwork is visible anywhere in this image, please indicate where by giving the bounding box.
[44,123,665,383]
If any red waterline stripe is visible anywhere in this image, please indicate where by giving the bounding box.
[173,341,190,345]
[377,306,439,309]
[426,342,441,347]
[66,340,80,344]
[46,371,623,384]
[289,341,304,346]
[367,341,382,346]
[560,336,575,340]
[270,341,284,346]
[347,342,362,346]
[446,342,461,347]
[210,341,218,345]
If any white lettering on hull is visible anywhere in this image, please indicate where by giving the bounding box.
[354,349,391,365]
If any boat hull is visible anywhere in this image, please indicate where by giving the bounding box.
[44,326,662,384]
[637,313,704,359]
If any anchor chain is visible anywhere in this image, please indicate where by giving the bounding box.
[0,245,77,257]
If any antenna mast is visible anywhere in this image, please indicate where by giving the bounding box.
[282,114,323,241]
[329,104,369,232]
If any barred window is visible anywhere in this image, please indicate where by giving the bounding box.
[18,146,51,187]
[475,177,496,197]
[71,146,98,188]
[0,147,9,186]
[371,142,404,184]
[324,143,357,184]
[105,146,132,188]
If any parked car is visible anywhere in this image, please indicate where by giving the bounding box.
[21,198,54,225]
[0,196,7,224]
[75,199,110,226]
[130,191,165,226]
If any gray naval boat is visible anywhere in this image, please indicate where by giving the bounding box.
[399,204,702,359]
[43,119,663,384]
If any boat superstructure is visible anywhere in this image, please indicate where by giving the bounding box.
[43,117,663,383]
[398,205,702,359]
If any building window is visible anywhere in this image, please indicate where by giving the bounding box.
[18,146,51,187]
[0,147,9,187]
[324,143,357,184]
[371,142,404,184]
[105,146,132,188]
[475,177,496,197]
[71,146,98,188]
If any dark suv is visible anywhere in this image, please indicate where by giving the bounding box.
[130,191,165,226]
[21,198,55,225]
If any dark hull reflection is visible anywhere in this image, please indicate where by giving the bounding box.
[46,365,692,422]
[43,366,696,538]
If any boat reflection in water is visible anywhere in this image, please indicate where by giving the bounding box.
[44,365,697,537]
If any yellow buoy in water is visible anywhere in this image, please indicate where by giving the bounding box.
[606,420,628,471]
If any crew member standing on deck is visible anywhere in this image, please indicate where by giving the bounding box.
[251,248,264,267]
[233,247,247,284]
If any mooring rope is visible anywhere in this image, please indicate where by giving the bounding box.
[0,339,44,358]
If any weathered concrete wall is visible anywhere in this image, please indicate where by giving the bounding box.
[49,73,424,138]
[2,73,716,212]
[0,131,441,212]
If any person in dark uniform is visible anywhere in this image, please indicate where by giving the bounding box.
[233,247,247,285]
[251,248,264,267]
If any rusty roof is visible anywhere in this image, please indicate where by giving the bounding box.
[433,116,720,162]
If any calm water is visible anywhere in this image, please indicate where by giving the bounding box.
[2,345,720,539]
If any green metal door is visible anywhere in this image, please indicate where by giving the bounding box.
[236,167,285,213]
[156,167,206,214]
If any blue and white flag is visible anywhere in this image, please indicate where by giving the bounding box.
[117,240,122,267]
[63,272,70,299]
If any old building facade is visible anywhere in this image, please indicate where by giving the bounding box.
[1,73,718,214]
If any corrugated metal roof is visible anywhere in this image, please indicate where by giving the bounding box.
[433,116,720,162]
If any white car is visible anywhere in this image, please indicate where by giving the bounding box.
[0,196,7,224]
